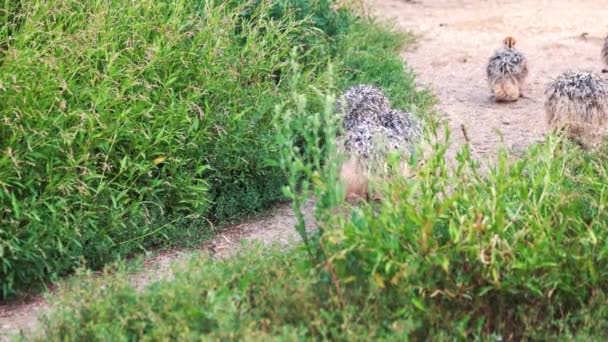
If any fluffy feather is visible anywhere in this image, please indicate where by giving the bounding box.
[486,38,528,102]
[336,84,391,131]
[335,84,423,202]
[545,71,608,148]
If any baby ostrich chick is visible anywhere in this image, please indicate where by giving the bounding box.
[601,35,608,73]
[336,84,422,202]
[545,71,608,149]
[339,113,422,203]
[486,36,529,102]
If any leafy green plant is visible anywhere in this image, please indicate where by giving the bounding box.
[275,61,340,263]
[232,0,351,44]
[24,2,608,340]
[0,0,429,300]
[0,0,22,49]
[320,131,608,339]
[35,109,608,340]
[0,0,338,299]
[41,133,608,340]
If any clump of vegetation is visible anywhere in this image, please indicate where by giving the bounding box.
[34,94,608,340]
[33,95,608,340]
[327,136,608,339]
[0,0,397,299]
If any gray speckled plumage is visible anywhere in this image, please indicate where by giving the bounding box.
[375,109,422,153]
[340,119,378,159]
[377,109,422,140]
[486,46,528,101]
[545,71,608,148]
[486,48,528,83]
[545,71,608,102]
[336,84,391,131]
[336,84,422,163]
[336,84,423,201]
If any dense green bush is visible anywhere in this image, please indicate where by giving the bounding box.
[0,0,431,299]
[35,111,608,341]
[0,0,352,298]
[232,0,350,40]
[277,85,608,339]
[33,93,608,340]
[36,248,324,341]
[322,136,608,339]
[12,1,607,339]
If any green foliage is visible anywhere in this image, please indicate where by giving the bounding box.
[35,248,327,341]
[320,134,608,339]
[0,0,345,299]
[34,124,608,341]
[16,1,608,340]
[0,0,23,45]
[275,63,341,264]
[0,0,427,300]
[21,5,443,340]
[233,0,351,41]
[22,0,608,338]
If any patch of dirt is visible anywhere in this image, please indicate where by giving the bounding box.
[130,199,316,290]
[0,297,46,341]
[368,0,608,162]
[0,200,315,341]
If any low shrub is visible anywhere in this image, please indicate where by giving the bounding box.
[321,134,608,339]
[0,0,432,299]
[36,248,326,341]
[34,82,608,341]
[0,0,355,299]
[12,1,607,340]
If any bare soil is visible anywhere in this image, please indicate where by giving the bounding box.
[4,0,608,339]
[369,0,608,161]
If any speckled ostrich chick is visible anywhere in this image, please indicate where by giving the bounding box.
[336,85,422,159]
[336,119,379,203]
[486,36,529,102]
[545,71,608,149]
[335,84,422,202]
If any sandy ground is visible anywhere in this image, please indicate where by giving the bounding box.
[369,0,608,161]
[4,0,608,339]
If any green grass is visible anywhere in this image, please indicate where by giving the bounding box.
[32,122,608,340]
[0,0,413,299]
[30,34,608,340]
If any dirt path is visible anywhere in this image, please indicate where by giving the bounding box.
[0,200,315,341]
[369,0,608,161]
